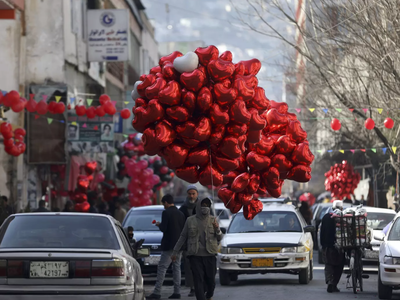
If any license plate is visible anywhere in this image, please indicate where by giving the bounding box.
[145,256,161,265]
[252,258,274,267]
[30,261,69,278]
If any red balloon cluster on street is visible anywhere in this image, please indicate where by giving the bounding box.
[324,160,361,200]
[131,45,314,219]
[0,122,26,156]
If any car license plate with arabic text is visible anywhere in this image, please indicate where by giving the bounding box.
[145,256,161,265]
[252,258,274,267]
[30,261,69,278]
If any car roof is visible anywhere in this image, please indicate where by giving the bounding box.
[9,212,120,224]
[128,205,165,212]
[363,206,396,214]
[237,203,297,213]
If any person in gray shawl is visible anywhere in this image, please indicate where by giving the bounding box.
[172,198,222,300]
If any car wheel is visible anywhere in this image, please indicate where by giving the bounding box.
[219,269,231,286]
[230,272,238,282]
[318,248,324,264]
[378,268,392,299]
[299,262,310,284]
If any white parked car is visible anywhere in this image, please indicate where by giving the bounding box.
[218,203,314,285]
[214,202,232,230]
[377,212,400,299]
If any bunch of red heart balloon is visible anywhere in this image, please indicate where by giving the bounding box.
[126,159,160,207]
[324,161,361,200]
[131,45,314,220]
[71,161,104,212]
[0,122,26,156]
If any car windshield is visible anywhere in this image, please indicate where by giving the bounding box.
[228,211,302,233]
[124,210,162,231]
[216,209,230,220]
[0,215,119,249]
[367,212,395,230]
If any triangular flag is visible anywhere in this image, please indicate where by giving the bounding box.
[71,121,77,126]
[34,115,40,120]
[349,108,354,112]
[60,120,65,123]
[111,101,117,107]
[123,134,129,138]
[82,123,87,128]
[295,108,301,113]
[42,95,48,102]
[371,148,377,153]
[377,108,383,114]
[363,108,368,113]
[47,118,53,124]
[308,108,315,113]
[322,109,328,114]
[55,96,61,103]
[124,101,129,105]
[327,150,333,153]
[1,91,6,96]
[382,148,387,154]
[87,99,93,106]
[350,149,355,153]
[93,125,99,130]
[339,150,344,153]
[361,149,366,152]
[70,97,76,105]
[393,147,397,154]
[335,108,342,113]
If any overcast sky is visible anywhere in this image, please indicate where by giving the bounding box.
[142,0,295,102]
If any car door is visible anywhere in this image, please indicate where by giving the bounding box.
[298,212,313,253]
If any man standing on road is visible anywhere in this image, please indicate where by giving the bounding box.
[172,197,223,300]
[34,200,49,212]
[320,200,345,293]
[179,184,199,297]
[148,195,186,300]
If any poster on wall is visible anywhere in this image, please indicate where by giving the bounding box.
[87,9,130,62]
[27,166,41,210]
[67,112,116,155]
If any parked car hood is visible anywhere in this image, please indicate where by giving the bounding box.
[134,231,163,245]
[222,232,303,247]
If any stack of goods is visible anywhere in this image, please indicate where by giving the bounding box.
[332,206,371,248]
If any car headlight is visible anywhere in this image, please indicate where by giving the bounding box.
[281,247,297,253]
[297,246,307,253]
[384,256,393,264]
[221,247,243,254]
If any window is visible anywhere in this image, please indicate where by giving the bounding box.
[388,218,400,241]
[123,210,163,231]
[116,226,133,257]
[367,213,395,230]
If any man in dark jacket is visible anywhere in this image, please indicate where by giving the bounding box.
[35,200,49,212]
[179,185,199,297]
[148,195,185,300]
[320,200,345,293]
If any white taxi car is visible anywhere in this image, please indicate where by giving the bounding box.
[218,203,314,285]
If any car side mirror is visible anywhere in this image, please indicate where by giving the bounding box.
[220,228,227,234]
[303,225,315,233]
[136,248,150,258]
[374,231,385,241]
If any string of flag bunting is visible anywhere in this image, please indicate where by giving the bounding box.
[312,146,397,155]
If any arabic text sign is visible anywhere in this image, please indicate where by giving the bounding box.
[87,9,130,62]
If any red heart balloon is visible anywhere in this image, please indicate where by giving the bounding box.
[159,51,183,66]
[213,83,237,106]
[134,98,147,110]
[207,58,235,81]
[227,198,243,214]
[150,65,162,74]
[249,109,267,131]
[163,144,189,169]
[194,117,212,141]
[265,108,289,132]
[86,106,96,119]
[223,171,239,185]
[209,125,225,145]
[145,77,166,99]
[234,78,254,102]
[291,143,315,166]
[77,175,90,191]
[286,120,308,143]
[269,100,288,114]
[219,51,233,62]
[199,164,223,186]
[271,154,293,178]
[287,165,311,182]
[176,165,200,183]
[231,172,250,193]
[214,155,239,174]
[247,174,261,194]
[248,87,270,111]
[275,135,296,155]
[166,106,190,122]
[132,99,165,132]
[182,138,200,148]
[142,128,161,155]
[255,135,276,156]
[187,147,209,166]
[154,121,176,147]
[181,89,196,114]
[230,100,251,124]
[227,123,247,137]
[247,130,262,144]
[73,192,88,203]
[76,201,90,212]
[237,192,253,205]
[238,58,262,76]
[243,200,263,220]
[195,45,219,66]
[234,74,258,89]
[197,87,212,112]
[176,121,196,139]
[137,74,156,97]
[210,103,230,125]
[262,167,280,189]
[3,139,14,148]
[159,81,181,106]
[162,61,180,81]
[246,151,271,171]
[180,69,206,92]
[218,188,235,205]
[220,136,242,159]
[266,185,282,198]
[85,161,97,175]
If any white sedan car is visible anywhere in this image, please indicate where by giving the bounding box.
[0,213,148,300]
[218,203,314,285]
[377,212,400,299]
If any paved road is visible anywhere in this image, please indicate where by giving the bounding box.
[144,252,385,300]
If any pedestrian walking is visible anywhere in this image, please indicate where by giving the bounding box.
[299,201,313,225]
[34,200,49,212]
[172,197,223,300]
[320,200,345,293]
[113,198,127,223]
[147,195,186,300]
[179,184,199,297]
[63,200,74,212]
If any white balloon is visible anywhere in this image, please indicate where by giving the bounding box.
[173,51,199,73]
[131,81,142,101]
